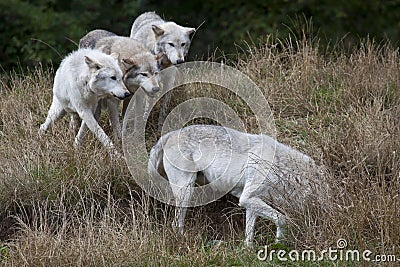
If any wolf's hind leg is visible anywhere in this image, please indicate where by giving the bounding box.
[239,195,286,245]
[39,97,66,134]
[164,160,197,234]
[69,113,80,135]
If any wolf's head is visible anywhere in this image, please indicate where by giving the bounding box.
[152,22,195,65]
[85,53,131,100]
[121,52,161,97]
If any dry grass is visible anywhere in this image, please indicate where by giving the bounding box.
[0,35,399,266]
[238,37,400,252]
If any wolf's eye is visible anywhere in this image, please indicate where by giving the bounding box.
[140,73,148,77]
[110,76,117,80]
[168,43,175,47]
[181,43,186,47]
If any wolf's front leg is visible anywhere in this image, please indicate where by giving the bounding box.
[107,98,122,142]
[244,209,258,247]
[74,121,88,148]
[78,109,120,158]
[239,195,286,245]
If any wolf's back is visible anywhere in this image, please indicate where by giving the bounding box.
[95,36,147,56]
[130,11,164,37]
[79,29,117,49]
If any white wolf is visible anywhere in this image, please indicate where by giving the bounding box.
[130,11,195,66]
[148,125,319,246]
[39,48,130,156]
[130,12,196,130]
[79,32,161,140]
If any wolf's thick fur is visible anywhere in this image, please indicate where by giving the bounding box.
[80,33,161,95]
[79,29,117,49]
[79,33,161,140]
[95,36,161,95]
[130,12,196,131]
[39,48,130,156]
[148,125,318,246]
[130,11,195,66]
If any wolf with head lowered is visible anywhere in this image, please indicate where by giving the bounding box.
[39,49,130,157]
[148,125,321,246]
[79,31,161,141]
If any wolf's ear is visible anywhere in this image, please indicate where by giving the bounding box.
[110,52,120,61]
[185,27,196,35]
[85,56,102,70]
[152,25,165,37]
[121,58,137,70]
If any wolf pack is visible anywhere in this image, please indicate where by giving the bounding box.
[39,12,322,247]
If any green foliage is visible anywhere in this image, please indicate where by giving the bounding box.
[143,0,400,60]
[0,0,400,70]
[0,0,140,71]
[1,0,400,71]
[0,243,9,261]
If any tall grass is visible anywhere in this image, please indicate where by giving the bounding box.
[238,37,400,252]
[0,35,399,266]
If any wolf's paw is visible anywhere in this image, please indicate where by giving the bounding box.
[38,126,46,137]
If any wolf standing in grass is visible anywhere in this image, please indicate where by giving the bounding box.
[130,11,196,130]
[148,125,319,247]
[39,48,130,157]
[79,33,162,139]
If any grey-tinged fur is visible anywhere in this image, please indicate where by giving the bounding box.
[95,36,160,95]
[39,48,130,157]
[79,29,117,49]
[130,11,195,66]
[148,125,320,247]
[79,34,161,143]
[130,12,196,131]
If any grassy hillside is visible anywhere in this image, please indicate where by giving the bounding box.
[0,37,399,266]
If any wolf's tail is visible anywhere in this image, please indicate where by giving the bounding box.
[147,132,173,179]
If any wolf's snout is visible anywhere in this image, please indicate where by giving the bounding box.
[152,87,160,93]
[113,91,131,100]
[176,59,184,64]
